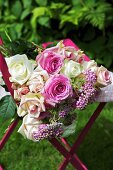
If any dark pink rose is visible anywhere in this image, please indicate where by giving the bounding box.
[43,74,73,106]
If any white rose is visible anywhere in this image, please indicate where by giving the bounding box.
[18,114,42,141]
[6,54,34,85]
[61,60,82,78]
[82,60,97,72]
[27,66,49,93]
[19,92,45,118]
[0,86,10,100]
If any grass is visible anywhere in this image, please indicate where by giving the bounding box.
[0,102,113,170]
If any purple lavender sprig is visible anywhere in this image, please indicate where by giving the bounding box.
[76,69,97,109]
[58,106,71,118]
[33,122,63,141]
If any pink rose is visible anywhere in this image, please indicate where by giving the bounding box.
[96,66,112,87]
[36,51,63,74]
[43,74,73,106]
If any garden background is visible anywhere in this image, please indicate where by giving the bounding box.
[0,0,113,169]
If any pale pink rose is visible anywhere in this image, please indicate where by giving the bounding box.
[36,51,63,74]
[43,74,73,106]
[14,86,29,101]
[42,40,64,53]
[27,66,49,93]
[19,92,45,118]
[19,86,29,95]
[96,66,112,87]
[45,40,84,63]
[28,73,44,93]
[60,46,84,63]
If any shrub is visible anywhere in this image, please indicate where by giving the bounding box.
[0,0,113,69]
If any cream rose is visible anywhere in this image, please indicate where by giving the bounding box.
[27,66,49,93]
[17,106,27,117]
[19,92,45,118]
[61,60,82,78]
[82,60,97,72]
[96,66,112,87]
[18,114,42,141]
[6,54,34,85]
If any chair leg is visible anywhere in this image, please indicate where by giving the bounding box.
[60,103,106,169]
[59,138,88,170]
[49,138,87,170]
[0,117,19,151]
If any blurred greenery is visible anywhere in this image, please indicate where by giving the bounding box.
[0,0,113,69]
[1,103,113,170]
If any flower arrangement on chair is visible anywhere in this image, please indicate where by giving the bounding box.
[0,38,112,142]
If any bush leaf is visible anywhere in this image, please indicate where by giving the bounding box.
[0,95,16,122]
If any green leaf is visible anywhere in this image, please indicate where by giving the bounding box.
[0,0,5,7]
[72,0,81,6]
[11,1,22,18]
[101,50,113,68]
[35,0,47,6]
[22,0,32,9]
[60,7,87,28]
[62,120,76,138]
[38,16,50,27]
[0,96,16,122]
[50,2,65,9]
[21,9,31,20]
[31,7,51,29]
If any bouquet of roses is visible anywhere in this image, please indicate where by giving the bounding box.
[0,39,112,142]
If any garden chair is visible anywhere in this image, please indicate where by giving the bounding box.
[0,39,107,170]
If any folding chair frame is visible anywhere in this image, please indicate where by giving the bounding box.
[0,53,106,170]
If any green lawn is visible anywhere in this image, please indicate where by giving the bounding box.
[0,102,113,170]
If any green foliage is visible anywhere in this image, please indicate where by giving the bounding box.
[0,95,16,122]
[0,0,113,69]
[62,120,76,137]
